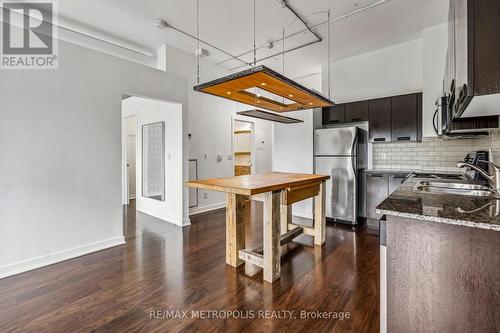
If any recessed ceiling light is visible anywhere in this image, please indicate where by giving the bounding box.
[257,101,261,103]
[308,102,313,105]
[288,94,294,97]
[260,82,267,86]
[226,91,231,95]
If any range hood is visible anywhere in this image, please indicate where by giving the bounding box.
[194,65,334,112]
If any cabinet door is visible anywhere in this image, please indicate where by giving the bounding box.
[366,173,388,220]
[389,174,407,194]
[322,104,345,125]
[368,98,392,143]
[345,101,369,122]
[391,94,418,142]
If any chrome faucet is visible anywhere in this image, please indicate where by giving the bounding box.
[457,160,500,195]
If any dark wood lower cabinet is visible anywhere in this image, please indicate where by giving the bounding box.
[386,215,500,332]
[365,173,389,220]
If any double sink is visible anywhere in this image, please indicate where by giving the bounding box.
[412,173,497,198]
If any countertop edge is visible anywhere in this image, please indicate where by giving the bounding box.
[376,209,500,232]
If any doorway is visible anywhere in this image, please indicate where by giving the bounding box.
[233,120,254,176]
[121,96,186,226]
[126,116,137,201]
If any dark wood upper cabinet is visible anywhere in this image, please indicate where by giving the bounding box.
[322,93,423,142]
[391,93,422,142]
[368,98,392,143]
[322,104,345,125]
[345,101,369,122]
[449,0,500,118]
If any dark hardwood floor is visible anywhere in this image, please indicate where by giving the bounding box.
[0,200,380,332]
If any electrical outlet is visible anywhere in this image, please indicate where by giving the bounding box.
[203,192,208,199]
[381,153,387,160]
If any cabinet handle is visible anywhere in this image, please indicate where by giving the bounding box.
[329,120,339,124]
[397,136,411,141]
[459,84,468,103]
[374,138,386,142]
[351,117,363,122]
[369,174,384,178]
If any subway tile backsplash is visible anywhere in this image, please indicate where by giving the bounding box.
[372,130,500,172]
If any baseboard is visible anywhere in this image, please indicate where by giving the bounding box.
[189,202,226,216]
[136,205,190,227]
[0,236,125,280]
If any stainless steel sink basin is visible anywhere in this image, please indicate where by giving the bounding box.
[412,173,468,181]
[413,181,496,197]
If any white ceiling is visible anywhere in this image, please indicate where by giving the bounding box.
[56,0,449,78]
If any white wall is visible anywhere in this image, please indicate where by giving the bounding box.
[162,46,273,215]
[253,120,273,174]
[273,73,321,219]
[320,26,448,137]
[323,38,423,103]
[0,38,188,279]
[422,23,448,137]
[122,97,185,226]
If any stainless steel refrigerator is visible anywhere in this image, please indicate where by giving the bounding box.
[314,127,367,229]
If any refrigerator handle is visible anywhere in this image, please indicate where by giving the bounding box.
[351,130,359,180]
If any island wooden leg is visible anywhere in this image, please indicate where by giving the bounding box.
[280,189,291,235]
[314,181,326,246]
[226,193,246,267]
[263,190,281,283]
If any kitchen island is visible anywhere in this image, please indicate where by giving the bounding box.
[186,172,329,283]
[376,174,500,332]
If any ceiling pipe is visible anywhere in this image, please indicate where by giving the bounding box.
[219,0,389,69]
[278,0,322,43]
[156,19,252,68]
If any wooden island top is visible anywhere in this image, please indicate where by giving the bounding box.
[186,172,330,196]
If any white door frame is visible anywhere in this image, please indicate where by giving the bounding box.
[121,113,137,205]
[231,117,256,175]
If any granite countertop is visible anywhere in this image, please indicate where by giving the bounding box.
[376,174,500,231]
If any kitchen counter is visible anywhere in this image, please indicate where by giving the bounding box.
[364,169,412,174]
[376,174,500,231]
